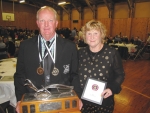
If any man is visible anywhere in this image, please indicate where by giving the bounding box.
[71,27,77,39]
[146,33,150,59]
[147,33,150,44]
[14,6,82,113]
[0,36,8,60]
[3,36,16,57]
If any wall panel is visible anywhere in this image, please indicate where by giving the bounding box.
[147,18,150,35]
[98,18,111,36]
[126,18,132,38]
[84,8,93,19]
[97,5,109,19]
[114,3,129,18]
[82,19,92,25]
[131,18,149,41]
[61,20,71,28]
[71,9,80,30]
[63,12,69,20]
[135,2,150,18]
[111,19,128,37]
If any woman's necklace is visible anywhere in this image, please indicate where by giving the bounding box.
[90,44,103,62]
[90,52,99,62]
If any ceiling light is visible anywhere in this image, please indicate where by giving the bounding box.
[58,1,66,5]
[19,0,25,3]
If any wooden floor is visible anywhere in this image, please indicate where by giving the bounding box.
[113,58,150,113]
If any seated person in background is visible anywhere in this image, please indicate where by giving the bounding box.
[114,35,121,43]
[71,27,77,39]
[68,35,75,41]
[60,34,65,38]
[3,36,16,58]
[74,35,79,44]
[120,36,125,42]
[63,28,71,39]
[0,36,8,60]
[146,33,150,45]
[145,33,150,60]
[124,36,129,43]
[133,36,142,46]
[130,37,134,44]
[78,29,88,47]
[78,36,88,47]
[107,36,113,44]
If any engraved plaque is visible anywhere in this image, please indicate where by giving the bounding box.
[65,100,70,109]
[39,102,62,112]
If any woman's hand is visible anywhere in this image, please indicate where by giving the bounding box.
[101,88,112,98]
[79,99,83,110]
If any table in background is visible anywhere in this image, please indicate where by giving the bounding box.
[109,43,137,53]
[0,58,17,107]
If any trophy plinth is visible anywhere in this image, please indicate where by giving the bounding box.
[20,90,81,113]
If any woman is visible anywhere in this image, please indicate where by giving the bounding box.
[78,20,125,113]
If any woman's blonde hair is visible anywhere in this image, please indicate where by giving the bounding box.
[82,20,107,43]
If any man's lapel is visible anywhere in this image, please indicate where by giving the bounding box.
[55,36,63,64]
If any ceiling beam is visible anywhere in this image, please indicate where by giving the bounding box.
[85,0,94,12]
[125,0,135,17]
[71,3,80,13]
[103,0,110,11]
[60,5,69,14]
[19,0,40,8]
[103,0,114,18]
[132,0,135,8]
[45,0,57,5]
[126,0,131,10]
[45,0,61,9]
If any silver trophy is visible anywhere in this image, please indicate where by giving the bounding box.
[24,79,74,100]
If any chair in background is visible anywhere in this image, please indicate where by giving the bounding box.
[142,44,150,59]
[128,44,145,60]
[118,46,128,60]
[133,48,144,60]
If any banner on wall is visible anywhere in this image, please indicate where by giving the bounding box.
[2,13,15,21]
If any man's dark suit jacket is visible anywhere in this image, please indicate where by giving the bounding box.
[14,35,81,101]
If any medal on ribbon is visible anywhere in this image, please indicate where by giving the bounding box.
[37,66,44,75]
[52,66,59,76]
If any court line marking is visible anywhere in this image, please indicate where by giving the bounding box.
[122,85,150,99]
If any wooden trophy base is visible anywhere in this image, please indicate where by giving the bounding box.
[20,90,81,113]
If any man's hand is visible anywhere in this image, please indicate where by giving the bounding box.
[16,101,21,113]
